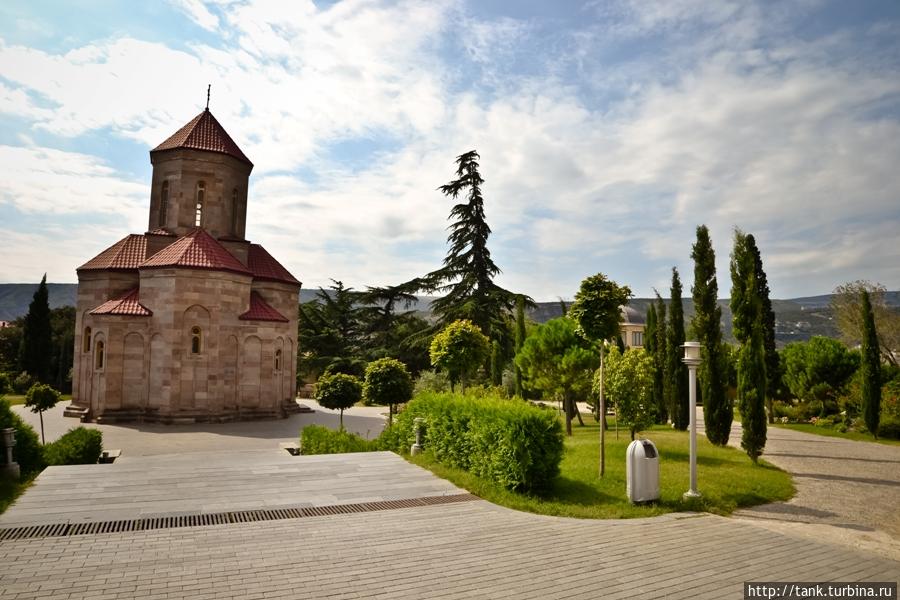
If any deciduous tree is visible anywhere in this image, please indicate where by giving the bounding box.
[831,281,899,368]
[315,373,362,430]
[600,347,655,440]
[24,383,61,444]
[363,358,413,426]
[429,320,490,391]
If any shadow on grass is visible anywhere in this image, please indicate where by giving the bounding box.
[539,476,618,506]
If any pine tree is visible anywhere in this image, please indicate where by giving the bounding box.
[666,269,688,430]
[731,230,767,462]
[404,150,523,340]
[691,225,731,445]
[18,274,53,384]
[860,290,882,438]
[654,294,669,424]
[747,234,780,421]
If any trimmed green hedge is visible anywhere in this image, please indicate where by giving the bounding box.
[0,398,44,475]
[43,427,103,466]
[300,425,380,454]
[383,392,564,492]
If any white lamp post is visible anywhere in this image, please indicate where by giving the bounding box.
[682,341,702,499]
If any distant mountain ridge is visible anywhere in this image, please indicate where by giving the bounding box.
[2,284,897,346]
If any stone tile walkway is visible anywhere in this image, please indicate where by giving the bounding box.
[0,451,462,525]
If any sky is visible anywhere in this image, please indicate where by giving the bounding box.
[1,0,899,301]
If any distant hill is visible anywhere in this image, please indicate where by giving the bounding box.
[1,283,896,347]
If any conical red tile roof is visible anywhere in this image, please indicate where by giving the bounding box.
[239,291,288,322]
[77,234,147,272]
[90,288,152,317]
[151,109,252,166]
[248,244,301,285]
[141,229,252,276]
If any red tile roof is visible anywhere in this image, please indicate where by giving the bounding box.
[77,234,147,272]
[151,109,253,166]
[248,244,301,285]
[90,288,152,317]
[141,229,252,276]
[239,291,288,322]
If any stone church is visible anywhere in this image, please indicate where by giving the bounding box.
[66,107,301,423]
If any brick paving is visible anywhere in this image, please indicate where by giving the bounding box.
[2,449,899,599]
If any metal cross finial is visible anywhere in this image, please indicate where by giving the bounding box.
[206,84,211,111]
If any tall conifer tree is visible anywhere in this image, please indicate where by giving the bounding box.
[18,274,53,384]
[514,295,526,398]
[666,269,689,430]
[860,290,882,438]
[731,230,767,462]
[654,294,669,424]
[691,225,731,445]
[746,234,780,421]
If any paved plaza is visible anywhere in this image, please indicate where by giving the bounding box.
[1,403,898,599]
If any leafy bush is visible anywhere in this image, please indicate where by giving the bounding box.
[0,372,11,394]
[43,427,103,466]
[300,424,379,454]
[429,320,490,390]
[0,398,45,475]
[878,417,900,440]
[781,337,859,401]
[43,428,101,465]
[413,370,451,395]
[383,391,564,492]
[12,371,34,395]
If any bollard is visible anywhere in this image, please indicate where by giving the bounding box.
[1,427,20,480]
[411,417,425,456]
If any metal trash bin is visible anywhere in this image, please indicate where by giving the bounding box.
[626,439,659,503]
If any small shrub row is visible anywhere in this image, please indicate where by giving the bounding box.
[0,398,44,475]
[300,424,380,455]
[43,427,103,466]
[382,392,564,492]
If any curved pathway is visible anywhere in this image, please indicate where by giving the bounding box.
[702,412,900,559]
[2,451,898,600]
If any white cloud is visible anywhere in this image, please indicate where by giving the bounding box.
[168,0,221,32]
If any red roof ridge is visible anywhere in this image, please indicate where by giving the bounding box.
[248,243,301,285]
[90,288,152,317]
[146,228,176,237]
[77,234,147,272]
[141,228,252,276]
[151,109,252,167]
[239,291,288,322]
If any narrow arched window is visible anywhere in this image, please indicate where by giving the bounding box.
[231,188,239,235]
[274,349,282,371]
[159,181,169,227]
[95,340,105,370]
[83,327,92,353]
[195,181,205,227]
[191,326,202,354]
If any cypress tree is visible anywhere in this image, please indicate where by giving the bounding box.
[860,290,882,438]
[691,225,731,445]
[18,274,53,384]
[666,268,689,430]
[514,295,526,398]
[731,230,767,462]
[654,294,669,424]
[490,340,503,386]
[747,234,780,421]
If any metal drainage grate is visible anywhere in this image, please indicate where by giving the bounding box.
[0,493,479,541]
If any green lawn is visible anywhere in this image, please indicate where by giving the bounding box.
[773,422,900,446]
[3,394,72,406]
[409,418,794,519]
[0,475,34,515]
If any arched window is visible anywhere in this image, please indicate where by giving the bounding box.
[195,181,205,227]
[274,349,282,371]
[231,187,239,235]
[95,340,105,370]
[159,180,169,227]
[191,326,202,354]
[83,327,92,353]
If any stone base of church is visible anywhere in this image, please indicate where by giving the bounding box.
[63,401,306,424]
